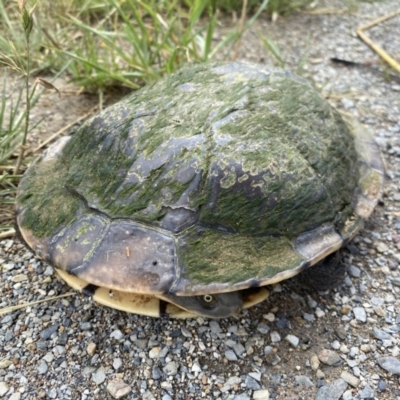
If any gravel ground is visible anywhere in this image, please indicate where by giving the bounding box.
[1,1,400,399]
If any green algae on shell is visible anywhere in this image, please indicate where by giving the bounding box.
[16,61,385,300]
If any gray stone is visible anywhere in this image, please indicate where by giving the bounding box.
[225,350,238,361]
[142,391,156,400]
[37,360,48,374]
[82,366,96,376]
[0,359,12,369]
[245,375,261,390]
[347,265,361,278]
[209,320,222,333]
[353,307,367,323]
[294,375,313,387]
[315,379,348,400]
[233,343,245,357]
[110,330,124,340]
[152,367,162,380]
[44,265,54,275]
[107,380,132,399]
[318,349,341,366]
[181,327,192,337]
[249,372,261,381]
[163,361,178,376]
[40,324,58,340]
[253,390,269,400]
[134,339,148,349]
[113,358,123,370]
[340,371,359,387]
[373,328,391,341]
[149,347,160,358]
[191,362,201,372]
[270,331,281,343]
[285,334,299,347]
[43,353,54,363]
[0,382,9,397]
[359,385,374,399]
[303,312,315,322]
[377,356,400,375]
[234,393,251,400]
[377,380,386,392]
[92,366,106,385]
[333,325,347,340]
[1,315,14,324]
[79,322,92,331]
[257,322,270,334]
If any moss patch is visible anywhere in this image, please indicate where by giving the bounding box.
[17,159,80,238]
[17,62,361,248]
[179,229,305,285]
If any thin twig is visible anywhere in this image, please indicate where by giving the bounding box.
[356,10,400,74]
[232,0,248,60]
[0,292,75,316]
[304,8,350,15]
[0,229,16,239]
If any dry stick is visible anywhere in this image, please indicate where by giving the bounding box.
[0,229,16,239]
[232,0,248,61]
[0,292,75,316]
[304,8,351,15]
[34,104,99,153]
[356,9,400,74]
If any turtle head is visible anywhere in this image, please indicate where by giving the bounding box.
[162,291,243,318]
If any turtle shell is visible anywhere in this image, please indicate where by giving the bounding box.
[16,62,385,302]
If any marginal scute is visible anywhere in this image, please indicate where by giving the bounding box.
[294,225,343,265]
[70,221,177,294]
[173,227,305,295]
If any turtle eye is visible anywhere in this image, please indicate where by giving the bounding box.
[203,295,214,303]
[198,294,219,309]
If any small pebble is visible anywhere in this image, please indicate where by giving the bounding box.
[0,359,13,369]
[92,366,106,385]
[270,331,281,343]
[263,313,275,322]
[0,382,9,397]
[353,307,367,322]
[359,384,374,399]
[373,327,391,341]
[163,361,178,376]
[107,380,132,399]
[294,375,313,387]
[37,360,48,375]
[245,375,261,390]
[110,330,124,340]
[225,350,238,361]
[257,322,270,334]
[315,379,348,400]
[113,358,123,370]
[340,370,360,387]
[87,342,97,356]
[285,334,299,347]
[253,389,269,399]
[318,349,341,366]
[377,356,400,375]
[310,354,320,371]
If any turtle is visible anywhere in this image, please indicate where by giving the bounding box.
[15,62,385,319]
